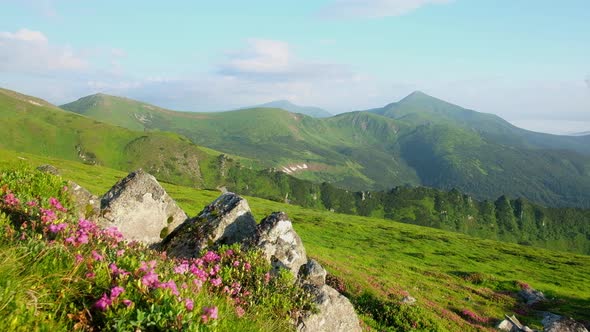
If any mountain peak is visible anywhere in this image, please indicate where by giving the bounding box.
[399,90,441,103]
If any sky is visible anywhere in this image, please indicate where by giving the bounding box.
[1,0,589,134]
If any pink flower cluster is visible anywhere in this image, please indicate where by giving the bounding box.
[201,306,218,323]
[94,286,126,311]
[3,192,20,206]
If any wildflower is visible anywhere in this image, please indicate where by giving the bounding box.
[122,299,133,307]
[235,306,245,318]
[48,222,67,233]
[174,263,189,274]
[91,250,103,261]
[244,262,251,271]
[141,270,160,288]
[224,249,234,257]
[49,197,67,212]
[201,306,218,323]
[264,272,271,284]
[40,208,56,223]
[203,251,220,263]
[185,298,194,311]
[103,227,124,242]
[159,280,179,296]
[3,193,20,206]
[86,272,96,279]
[116,249,125,257]
[193,278,203,290]
[233,260,240,267]
[94,293,112,311]
[26,200,38,207]
[210,277,222,287]
[76,233,89,244]
[110,286,125,299]
[75,254,84,264]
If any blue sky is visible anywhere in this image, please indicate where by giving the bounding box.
[1,0,589,134]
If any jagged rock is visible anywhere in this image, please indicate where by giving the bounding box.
[36,164,59,175]
[298,285,362,332]
[161,192,256,257]
[519,287,546,306]
[99,169,187,244]
[543,315,588,332]
[254,212,307,278]
[401,295,417,305]
[66,180,100,219]
[299,259,327,287]
[497,315,534,332]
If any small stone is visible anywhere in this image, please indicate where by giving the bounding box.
[36,164,59,175]
[401,295,417,305]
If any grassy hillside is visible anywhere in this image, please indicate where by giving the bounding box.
[61,92,590,208]
[1,151,589,331]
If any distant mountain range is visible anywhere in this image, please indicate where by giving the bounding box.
[245,100,332,118]
[57,90,590,208]
[570,131,590,137]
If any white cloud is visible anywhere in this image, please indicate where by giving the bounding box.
[217,39,350,82]
[0,28,87,73]
[320,0,453,19]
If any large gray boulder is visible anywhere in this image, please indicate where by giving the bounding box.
[99,169,187,244]
[298,285,362,332]
[161,192,257,257]
[543,314,588,332]
[254,212,307,278]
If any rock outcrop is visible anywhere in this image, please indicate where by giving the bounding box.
[67,180,100,219]
[543,313,588,332]
[254,212,308,278]
[298,285,362,332]
[299,259,327,287]
[37,164,59,175]
[519,287,546,306]
[160,192,257,257]
[99,169,187,244]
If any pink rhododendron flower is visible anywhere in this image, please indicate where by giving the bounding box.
[201,306,218,323]
[264,272,271,284]
[94,293,112,311]
[233,260,240,267]
[210,277,222,287]
[244,262,251,271]
[86,272,95,279]
[141,270,160,288]
[174,263,189,274]
[75,254,84,264]
[49,197,67,212]
[159,280,179,296]
[203,251,220,263]
[110,286,124,299]
[116,249,125,257]
[3,193,20,206]
[122,299,133,307]
[185,298,194,311]
[48,222,67,233]
[91,250,103,261]
[26,200,38,207]
[236,306,245,318]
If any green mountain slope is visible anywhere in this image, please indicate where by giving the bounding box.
[1,152,588,331]
[370,91,590,155]
[253,100,332,117]
[61,92,590,208]
[0,88,226,187]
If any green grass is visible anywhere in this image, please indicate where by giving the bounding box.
[2,149,589,331]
